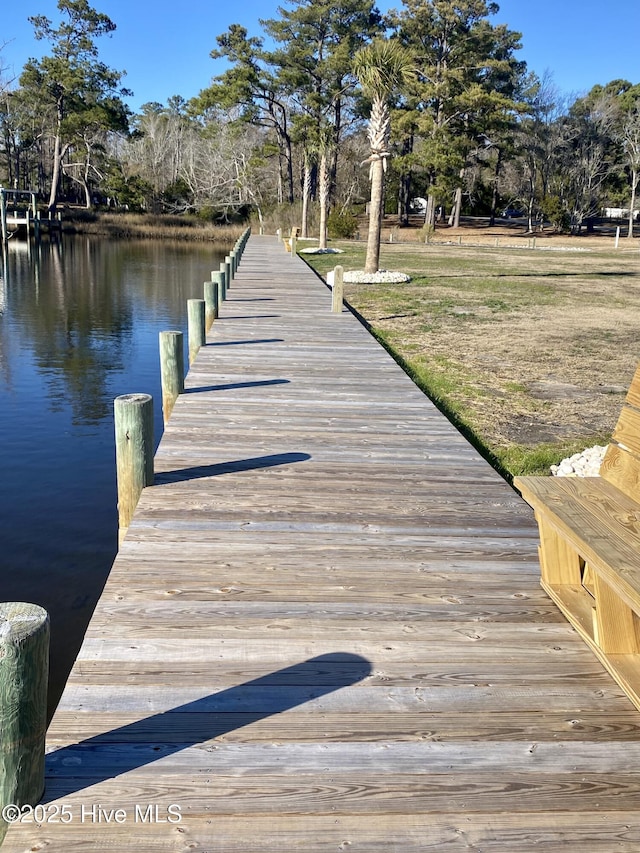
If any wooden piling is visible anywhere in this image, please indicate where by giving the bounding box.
[332,265,344,313]
[0,602,49,809]
[114,393,154,536]
[188,298,206,365]
[218,263,228,300]
[0,191,7,244]
[290,235,297,257]
[159,331,184,425]
[204,280,219,330]
[224,257,232,289]
[212,270,225,305]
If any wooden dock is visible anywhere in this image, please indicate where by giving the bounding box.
[0,189,62,242]
[5,235,640,851]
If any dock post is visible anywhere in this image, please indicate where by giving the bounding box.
[204,280,218,330]
[0,190,7,244]
[114,393,154,537]
[0,602,49,810]
[332,265,344,313]
[188,298,206,365]
[290,235,297,257]
[212,270,225,305]
[224,256,232,289]
[159,331,184,425]
[218,263,228,299]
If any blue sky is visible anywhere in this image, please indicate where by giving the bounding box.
[2,0,640,112]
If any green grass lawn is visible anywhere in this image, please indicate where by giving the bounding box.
[302,240,639,480]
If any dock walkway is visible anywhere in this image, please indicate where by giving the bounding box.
[6,235,640,851]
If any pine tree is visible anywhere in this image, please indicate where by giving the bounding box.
[195,24,296,204]
[20,0,130,210]
[262,0,383,196]
[388,0,525,226]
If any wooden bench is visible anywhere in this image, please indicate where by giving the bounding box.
[514,363,640,710]
[284,226,300,252]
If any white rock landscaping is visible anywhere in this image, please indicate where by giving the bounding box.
[300,247,345,254]
[550,444,607,477]
[326,269,411,285]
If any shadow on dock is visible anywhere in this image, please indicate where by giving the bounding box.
[155,451,311,484]
[209,338,285,347]
[183,379,290,394]
[42,653,372,801]
[223,314,282,320]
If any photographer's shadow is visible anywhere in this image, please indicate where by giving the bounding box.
[43,653,371,801]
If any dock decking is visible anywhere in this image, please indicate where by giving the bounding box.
[5,235,640,851]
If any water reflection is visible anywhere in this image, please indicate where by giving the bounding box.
[0,235,227,716]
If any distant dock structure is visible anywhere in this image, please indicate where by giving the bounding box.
[0,188,63,242]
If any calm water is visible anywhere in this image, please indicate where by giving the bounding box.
[0,235,227,715]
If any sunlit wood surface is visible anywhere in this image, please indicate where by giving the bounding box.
[6,235,640,852]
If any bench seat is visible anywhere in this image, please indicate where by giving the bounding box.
[515,364,640,709]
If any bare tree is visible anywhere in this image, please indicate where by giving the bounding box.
[125,104,187,195]
[0,41,14,97]
[620,101,640,238]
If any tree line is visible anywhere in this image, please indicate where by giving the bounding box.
[2,0,640,240]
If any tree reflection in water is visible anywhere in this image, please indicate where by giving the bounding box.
[0,235,227,717]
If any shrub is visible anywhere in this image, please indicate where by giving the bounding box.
[328,209,358,239]
[541,196,570,232]
[197,205,218,223]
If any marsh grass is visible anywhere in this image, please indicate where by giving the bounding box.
[303,240,640,479]
[64,211,243,247]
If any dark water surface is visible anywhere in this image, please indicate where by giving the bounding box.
[0,236,227,715]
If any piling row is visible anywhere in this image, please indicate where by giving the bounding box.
[1,224,342,814]
[114,227,251,538]
[0,230,256,811]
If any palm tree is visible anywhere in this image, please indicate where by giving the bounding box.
[353,39,414,274]
[318,144,331,250]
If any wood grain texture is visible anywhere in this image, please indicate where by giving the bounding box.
[593,572,639,654]
[6,236,640,852]
[612,405,640,458]
[0,603,49,808]
[515,475,640,603]
[625,363,640,409]
[601,441,640,500]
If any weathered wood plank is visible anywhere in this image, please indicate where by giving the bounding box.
[65,659,616,689]
[33,772,640,815]
[36,740,640,777]
[7,812,640,853]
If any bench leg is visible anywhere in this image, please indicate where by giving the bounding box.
[593,573,640,654]
[536,515,582,586]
